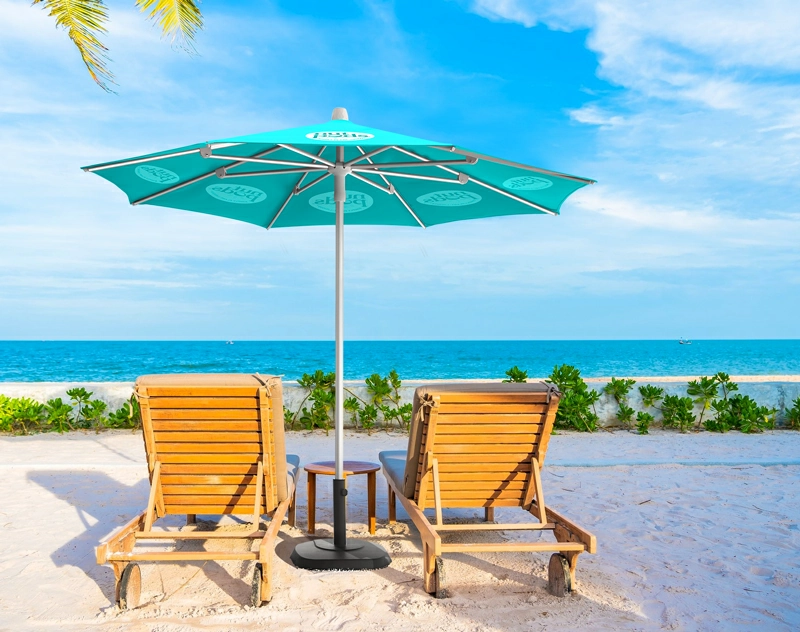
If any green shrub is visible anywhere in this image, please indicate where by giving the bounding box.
[787,397,800,430]
[105,396,141,430]
[603,377,636,428]
[661,394,695,433]
[0,397,45,434]
[291,371,336,432]
[687,376,719,429]
[45,398,74,433]
[617,403,635,427]
[636,411,654,435]
[638,384,665,409]
[707,394,775,433]
[346,369,412,433]
[546,365,600,432]
[503,366,528,383]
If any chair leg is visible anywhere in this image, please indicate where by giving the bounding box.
[388,482,396,524]
[288,487,297,528]
[186,514,196,525]
[422,542,436,594]
[563,550,580,587]
[259,554,272,604]
[484,507,494,522]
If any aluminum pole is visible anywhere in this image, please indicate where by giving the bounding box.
[332,145,347,549]
[334,145,345,480]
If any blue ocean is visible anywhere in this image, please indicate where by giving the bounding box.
[0,340,798,382]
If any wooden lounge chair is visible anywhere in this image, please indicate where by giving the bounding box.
[379,382,596,598]
[96,374,299,609]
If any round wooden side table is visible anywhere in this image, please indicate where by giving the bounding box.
[304,460,380,535]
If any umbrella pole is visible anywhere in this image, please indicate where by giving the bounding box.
[290,130,390,571]
[333,145,347,549]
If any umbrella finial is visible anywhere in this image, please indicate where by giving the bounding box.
[331,107,349,121]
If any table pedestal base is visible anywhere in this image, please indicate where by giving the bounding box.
[291,538,391,571]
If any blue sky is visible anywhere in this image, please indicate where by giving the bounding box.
[1,0,799,340]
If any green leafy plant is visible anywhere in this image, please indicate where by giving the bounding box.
[703,375,741,433]
[344,369,412,433]
[636,411,654,435]
[661,394,695,433]
[787,397,800,430]
[638,384,665,409]
[356,404,379,435]
[105,395,141,430]
[66,387,94,428]
[604,377,636,404]
[45,398,74,433]
[344,397,362,427]
[687,376,720,429]
[715,372,739,400]
[707,394,775,433]
[603,377,636,428]
[503,366,528,383]
[617,403,635,427]
[546,365,600,432]
[365,374,391,407]
[299,387,336,434]
[290,371,336,431]
[0,397,46,435]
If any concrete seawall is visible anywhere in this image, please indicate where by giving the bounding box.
[2,376,799,427]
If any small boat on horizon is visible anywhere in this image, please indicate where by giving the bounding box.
[226,340,234,345]
[679,338,692,345]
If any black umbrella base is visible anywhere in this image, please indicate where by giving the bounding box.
[291,538,391,571]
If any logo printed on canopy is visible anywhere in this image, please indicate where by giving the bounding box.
[416,190,482,207]
[309,191,373,213]
[305,131,375,142]
[206,184,267,204]
[502,175,553,191]
[135,165,180,184]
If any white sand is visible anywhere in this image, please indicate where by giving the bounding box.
[1,429,799,631]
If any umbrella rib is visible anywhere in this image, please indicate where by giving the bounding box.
[296,172,331,195]
[344,146,392,167]
[349,171,393,194]
[431,146,596,184]
[392,187,426,228]
[356,147,392,187]
[355,147,424,228]
[131,146,284,206]
[469,178,557,215]
[353,159,474,170]
[84,148,202,172]
[277,144,334,167]
[359,169,463,184]
[221,167,325,178]
[205,154,328,170]
[267,147,327,230]
[390,146,556,215]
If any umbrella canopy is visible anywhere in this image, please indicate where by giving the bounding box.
[83,108,593,570]
[84,111,593,230]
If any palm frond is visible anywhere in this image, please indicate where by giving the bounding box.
[33,0,115,91]
[135,0,203,52]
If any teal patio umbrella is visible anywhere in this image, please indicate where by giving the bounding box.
[84,107,594,570]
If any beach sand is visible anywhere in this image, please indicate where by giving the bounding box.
[1,429,799,631]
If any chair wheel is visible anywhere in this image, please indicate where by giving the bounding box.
[118,563,141,610]
[547,554,572,597]
[434,556,448,599]
[251,562,263,607]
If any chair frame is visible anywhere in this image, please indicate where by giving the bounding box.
[96,379,296,607]
[385,389,596,597]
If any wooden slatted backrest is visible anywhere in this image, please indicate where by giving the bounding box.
[135,374,285,517]
[405,383,560,510]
